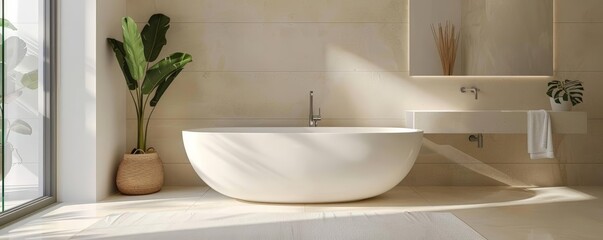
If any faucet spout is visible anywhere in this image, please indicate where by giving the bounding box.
[309,91,322,127]
[461,87,480,100]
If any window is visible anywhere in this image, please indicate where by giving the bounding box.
[0,0,55,224]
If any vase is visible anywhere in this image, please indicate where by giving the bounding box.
[116,152,164,195]
[549,97,572,111]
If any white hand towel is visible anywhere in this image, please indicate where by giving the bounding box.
[528,110,554,159]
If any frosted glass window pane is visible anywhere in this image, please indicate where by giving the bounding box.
[2,0,45,212]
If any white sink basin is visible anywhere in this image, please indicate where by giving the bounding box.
[405,110,587,134]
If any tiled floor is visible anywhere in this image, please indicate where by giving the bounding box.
[1,186,602,239]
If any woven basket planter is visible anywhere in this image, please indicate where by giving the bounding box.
[116,152,164,195]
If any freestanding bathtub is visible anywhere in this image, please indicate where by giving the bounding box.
[182,127,423,203]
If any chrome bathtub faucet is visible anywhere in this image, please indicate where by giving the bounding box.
[309,91,322,127]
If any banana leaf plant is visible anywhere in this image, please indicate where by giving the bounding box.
[108,14,192,153]
[546,79,584,106]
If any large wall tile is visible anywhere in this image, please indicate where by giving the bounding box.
[156,23,408,72]
[128,71,419,120]
[406,163,563,186]
[556,0,603,23]
[554,72,603,118]
[127,72,553,120]
[403,164,504,186]
[127,72,328,119]
[557,120,603,164]
[556,23,603,72]
[127,0,408,24]
[125,0,156,22]
[419,134,558,164]
[126,119,306,164]
[566,164,603,185]
[163,164,204,186]
[152,0,408,23]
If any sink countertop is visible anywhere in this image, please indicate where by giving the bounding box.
[405,110,587,134]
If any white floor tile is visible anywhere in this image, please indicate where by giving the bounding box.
[1,186,602,239]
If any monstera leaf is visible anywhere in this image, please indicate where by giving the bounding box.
[547,79,584,106]
[121,17,146,81]
[10,120,33,135]
[4,36,27,70]
[141,52,192,94]
[107,38,138,90]
[21,70,39,89]
[141,14,170,62]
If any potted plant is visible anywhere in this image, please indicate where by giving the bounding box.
[108,14,192,195]
[546,79,584,111]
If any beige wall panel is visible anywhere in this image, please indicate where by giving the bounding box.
[123,0,603,186]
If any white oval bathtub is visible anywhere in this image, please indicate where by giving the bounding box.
[182,127,423,203]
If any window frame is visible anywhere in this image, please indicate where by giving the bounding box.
[0,0,56,226]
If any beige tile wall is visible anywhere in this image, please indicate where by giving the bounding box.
[124,0,603,186]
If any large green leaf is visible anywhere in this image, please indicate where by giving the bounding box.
[10,119,32,135]
[20,69,39,89]
[107,38,138,90]
[150,68,183,107]
[121,17,147,81]
[141,52,192,94]
[141,14,170,62]
[1,18,17,30]
[4,36,27,70]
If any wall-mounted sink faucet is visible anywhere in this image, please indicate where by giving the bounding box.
[469,133,484,148]
[461,87,480,100]
[309,91,322,127]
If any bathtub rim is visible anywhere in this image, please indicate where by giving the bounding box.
[182,127,424,134]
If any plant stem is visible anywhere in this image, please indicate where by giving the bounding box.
[137,84,145,150]
[135,62,150,151]
[129,90,140,118]
[137,115,145,151]
[144,106,157,150]
[5,120,11,142]
[140,76,164,150]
